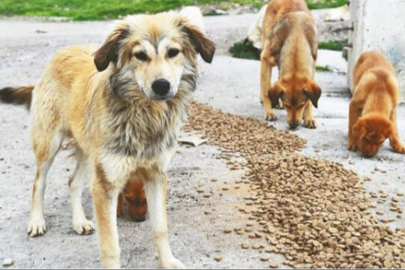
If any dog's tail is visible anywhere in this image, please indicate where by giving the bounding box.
[0,86,34,109]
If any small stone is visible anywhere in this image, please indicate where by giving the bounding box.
[2,258,13,267]
[242,243,249,249]
[204,210,211,215]
[224,228,232,234]
[211,178,218,182]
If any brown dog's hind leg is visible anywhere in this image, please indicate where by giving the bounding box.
[303,101,316,129]
[389,110,405,153]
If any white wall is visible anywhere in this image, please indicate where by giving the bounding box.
[348,0,405,102]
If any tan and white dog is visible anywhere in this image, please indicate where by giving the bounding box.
[260,0,321,129]
[0,12,215,268]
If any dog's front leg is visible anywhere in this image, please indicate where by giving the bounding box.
[260,46,277,121]
[348,101,361,151]
[303,101,316,129]
[145,172,184,269]
[92,165,121,269]
[389,110,405,153]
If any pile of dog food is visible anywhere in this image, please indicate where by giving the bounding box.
[184,101,405,269]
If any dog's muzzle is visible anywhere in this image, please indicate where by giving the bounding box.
[151,79,174,100]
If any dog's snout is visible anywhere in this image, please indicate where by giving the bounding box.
[289,121,299,130]
[152,79,171,96]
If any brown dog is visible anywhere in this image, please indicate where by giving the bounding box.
[117,178,148,221]
[260,0,321,129]
[349,51,405,157]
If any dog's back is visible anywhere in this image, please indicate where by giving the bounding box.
[353,51,399,112]
[262,0,310,40]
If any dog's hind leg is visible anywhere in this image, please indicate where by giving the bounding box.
[144,172,184,269]
[28,130,63,237]
[68,150,95,235]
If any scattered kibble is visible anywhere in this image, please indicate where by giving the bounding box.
[184,102,405,269]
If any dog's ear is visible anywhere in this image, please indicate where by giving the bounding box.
[94,22,130,72]
[269,81,285,108]
[353,119,367,143]
[304,80,322,108]
[180,19,216,63]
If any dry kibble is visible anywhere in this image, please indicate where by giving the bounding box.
[261,256,270,262]
[269,262,279,268]
[214,255,223,262]
[184,102,405,270]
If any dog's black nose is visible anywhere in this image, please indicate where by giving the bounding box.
[289,121,299,130]
[152,79,171,96]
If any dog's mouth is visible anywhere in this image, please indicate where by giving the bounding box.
[150,91,175,101]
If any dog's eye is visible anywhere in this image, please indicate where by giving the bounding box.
[135,52,148,61]
[168,48,180,58]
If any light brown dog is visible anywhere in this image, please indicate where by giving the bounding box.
[117,178,148,222]
[0,12,215,268]
[349,51,405,157]
[260,0,321,129]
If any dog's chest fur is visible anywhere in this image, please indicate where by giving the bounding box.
[103,90,191,160]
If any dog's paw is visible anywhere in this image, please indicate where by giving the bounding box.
[160,257,185,269]
[264,111,277,121]
[73,218,95,235]
[392,143,405,154]
[304,119,316,129]
[27,217,46,237]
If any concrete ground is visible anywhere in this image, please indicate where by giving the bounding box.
[0,13,404,269]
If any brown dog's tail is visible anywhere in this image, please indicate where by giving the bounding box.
[0,86,34,109]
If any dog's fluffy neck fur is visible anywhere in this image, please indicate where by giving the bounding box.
[97,66,196,160]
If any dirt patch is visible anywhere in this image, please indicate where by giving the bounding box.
[185,101,405,269]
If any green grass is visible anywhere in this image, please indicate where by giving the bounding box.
[306,0,349,9]
[316,65,333,72]
[0,0,349,21]
[0,0,263,21]
[229,41,260,61]
[318,39,349,51]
